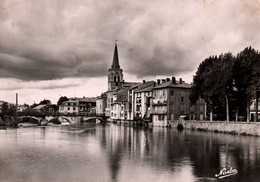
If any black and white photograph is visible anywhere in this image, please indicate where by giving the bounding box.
[0,0,260,181]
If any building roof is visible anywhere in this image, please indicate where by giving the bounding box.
[111,41,120,70]
[135,81,156,93]
[64,98,78,103]
[153,80,192,90]
[136,85,154,92]
[63,97,96,103]
[114,89,128,103]
[78,97,96,102]
[122,82,141,88]
[33,104,47,110]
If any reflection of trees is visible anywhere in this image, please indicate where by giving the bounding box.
[96,124,260,181]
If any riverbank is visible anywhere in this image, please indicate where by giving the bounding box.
[171,120,260,136]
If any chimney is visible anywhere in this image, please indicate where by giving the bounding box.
[179,78,183,84]
[143,80,146,83]
[153,82,156,87]
[172,77,176,84]
[162,79,166,83]
[157,79,161,85]
[166,78,170,82]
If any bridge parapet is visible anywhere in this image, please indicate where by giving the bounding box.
[18,114,107,125]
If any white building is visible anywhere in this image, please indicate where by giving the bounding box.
[133,81,155,120]
[59,98,79,114]
[110,89,128,121]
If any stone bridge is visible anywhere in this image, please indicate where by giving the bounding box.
[18,115,106,126]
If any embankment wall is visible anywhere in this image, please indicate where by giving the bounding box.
[170,120,260,136]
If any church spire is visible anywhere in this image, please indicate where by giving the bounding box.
[111,40,120,69]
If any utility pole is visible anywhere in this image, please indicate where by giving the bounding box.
[15,93,18,127]
[256,91,259,122]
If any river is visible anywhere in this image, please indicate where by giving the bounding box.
[0,123,259,182]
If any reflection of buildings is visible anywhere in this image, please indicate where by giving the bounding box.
[95,123,260,181]
[96,42,206,124]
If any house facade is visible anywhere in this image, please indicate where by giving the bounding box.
[133,81,155,120]
[152,77,205,126]
[59,97,96,115]
[96,93,107,115]
[59,98,79,114]
[110,89,128,121]
[250,99,260,121]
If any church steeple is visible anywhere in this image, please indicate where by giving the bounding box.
[111,40,120,69]
[108,40,124,91]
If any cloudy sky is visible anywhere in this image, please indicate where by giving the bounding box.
[1,0,260,105]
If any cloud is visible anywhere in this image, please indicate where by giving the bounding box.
[0,0,260,81]
[0,78,84,91]
[0,77,107,105]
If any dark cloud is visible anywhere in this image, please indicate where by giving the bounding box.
[1,0,260,81]
[0,78,83,91]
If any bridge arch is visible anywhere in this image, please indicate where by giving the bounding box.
[47,116,72,124]
[18,116,40,124]
[48,117,61,124]
[82,117,104,123]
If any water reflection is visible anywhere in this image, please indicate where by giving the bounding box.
[0,124,260,181]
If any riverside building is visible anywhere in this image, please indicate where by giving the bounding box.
[96,42,205,125]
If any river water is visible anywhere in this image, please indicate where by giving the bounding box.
[0,123,260,182]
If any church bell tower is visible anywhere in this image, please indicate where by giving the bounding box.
[108,41,124,91]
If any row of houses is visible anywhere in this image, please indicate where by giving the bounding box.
[95,41,259,124]
[97,77,206,126]
[96,42,206,126]
[29,97,96,115]
[0,97,96,116]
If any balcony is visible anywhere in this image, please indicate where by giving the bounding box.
[151,111,167,115]
[152,100,167,106]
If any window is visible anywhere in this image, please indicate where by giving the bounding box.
[136,105,141,112]
[181,96,184,102]
[171,90,174,96]
[73,107,76,111]
[159,115,165,121]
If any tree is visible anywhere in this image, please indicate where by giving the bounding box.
[234,47,260,122]
[191,56,219,121]
[57,96,69,106]
[1,102,9,113]
[191,46,260,122]
[1,102,16,116]
[214,53,235,121]
[39,99,51,105]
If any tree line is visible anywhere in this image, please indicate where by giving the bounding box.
[191,46,260,122]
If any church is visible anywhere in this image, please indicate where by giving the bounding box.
[96,41,140,117]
